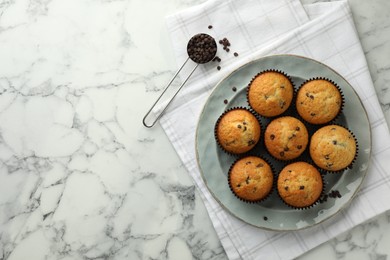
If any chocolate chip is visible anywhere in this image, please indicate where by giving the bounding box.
[256,163,263,168]
[237,125,242,129]
[297,145,302,149]
[333,140,337,145]
[309,95,314,100]
[288,170,292,173]
[325,154,330,160]
[217,66,221,70]
[263,216,268,221]
[232,86,237,92]
[296,127,300,131]
[299,185,304,190]
[306,92,310,97]
[236,184,241,187]
[280,151,285,157]
[284,186,289,191]
[243,126,247,131]
[246,176,250,184]
[246,161,252,165]
[208,25,213,29]
[248,140,255,146]
[224,99,228,104]
[234,52,238,57]
[310,113,316,116]
[284,147,289,151]
[270,134,275,140]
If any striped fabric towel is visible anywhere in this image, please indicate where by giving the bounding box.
[160,0,390,259]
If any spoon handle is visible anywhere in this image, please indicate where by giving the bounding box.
[143,57,199,128]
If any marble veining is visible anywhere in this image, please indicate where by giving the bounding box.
[0,0,389,259]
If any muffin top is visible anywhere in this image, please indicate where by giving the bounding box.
[215,108,261,154]
[264,116,308,160]
[296,79,342,124]
[229,156,274,202]
[247,71,294,117]
[277,162,323,208]
[310,125,357,171]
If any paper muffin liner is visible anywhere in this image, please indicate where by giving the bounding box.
[309,124,359,174]
[228,155,276,204]
[295,77,345,126]
[276,161,326,210]
[246,69,296,118]
[263,116,309,163]
[214,106,262,156]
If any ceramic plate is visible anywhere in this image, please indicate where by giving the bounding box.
[195,54,371,231]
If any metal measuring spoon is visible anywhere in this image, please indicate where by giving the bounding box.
[143,33,217,128]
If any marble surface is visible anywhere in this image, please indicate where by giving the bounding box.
[0,0,389,260]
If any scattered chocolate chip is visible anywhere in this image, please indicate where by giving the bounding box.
[332,140,337,145]
[325,154,330,160]
[237,125,242,129]
[223,99,228,104]
[246,161,252,165]
[287,170,292,173]
[280,85,285,89]
[234,52,239,57]
[297,145,302,149]
[243,121,247,125]
[284,147,289,151]
[246,176,250,184]
[236,184,241,187]
[263,216,268,221]
[306,92,310,97]
[299,185,304,190]
[226,48,230,52]
[232,86,237,92]
[208,25,213,29]
[270,134,275,140]
[331,127,336,131]
[256,163,263,168]
[280,151,285,157]
[296,127,300,131]
[309,95,314,100]
[310,113,316,116]
[284,186,289,191]
[243,126,247,131]
[217,66,221,70]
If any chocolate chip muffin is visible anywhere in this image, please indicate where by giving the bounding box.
[229,156,274,202]
[277,162,323,208]
[215,108,261,154]
[296,78,342,124]
[310,125,357,171]
[247,70,294,117]
[264,116,308,160]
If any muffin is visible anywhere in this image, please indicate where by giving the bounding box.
[247,70,294,117]
[277,162,323,208]
[228,156,274,202]
[296,78,342,124]
[310,125,357,172]
[264,116,308,160]
[215,108,261,154]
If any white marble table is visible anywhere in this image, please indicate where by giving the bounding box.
[0,0,389,259]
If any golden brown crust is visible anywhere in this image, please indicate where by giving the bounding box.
[310,125,356,171]
[264,116,308,160]
[229,156,273,202]
[248,71,293,117]
[277,162,323,208]
[296,79,342,124]
[216,109,261,154]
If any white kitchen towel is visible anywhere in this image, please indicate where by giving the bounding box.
[159,0,390,259]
